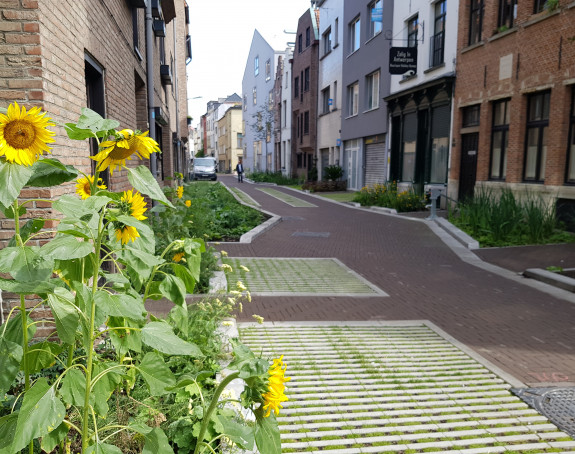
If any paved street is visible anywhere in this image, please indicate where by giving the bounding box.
[216,175,575,388]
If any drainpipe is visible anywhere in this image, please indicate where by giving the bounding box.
[146,1,158,180]
[173,19,181,177]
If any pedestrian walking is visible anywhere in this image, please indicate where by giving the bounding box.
[235,158,244,182]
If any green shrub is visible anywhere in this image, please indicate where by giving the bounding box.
[353,182,426,212]
[323,165,344,181]
[247,170,300,185]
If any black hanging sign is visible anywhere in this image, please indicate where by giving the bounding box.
[389,47,418,75]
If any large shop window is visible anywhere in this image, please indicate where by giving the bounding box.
[490,99,510,180]
[401,112,417,182]
[430,105,450,183]
[567,88,575,183]
[524,91,550,182]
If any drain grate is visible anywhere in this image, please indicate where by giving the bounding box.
[512,387,575,437]
[291,231,330,238]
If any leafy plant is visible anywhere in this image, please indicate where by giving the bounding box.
[0,103,284,453]
[323,165,344,181]
[247,170,300,186]
[353,181,426,212]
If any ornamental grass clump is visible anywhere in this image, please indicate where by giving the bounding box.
[0,102,285,454]
[353,181,426,212]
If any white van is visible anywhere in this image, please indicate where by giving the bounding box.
[191,157,217,181]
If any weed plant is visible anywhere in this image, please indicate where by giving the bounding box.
[451,188,574,247]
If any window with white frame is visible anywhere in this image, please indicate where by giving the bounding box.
[254,55,259,75]
[368,0,383,39]
[430,1,446,68]
[349,16,360,53]
[252,87,257,105]
[407,15,418,48]
[322,86,331,114]
[265,59,271,81]
[347,82,359,117]
[366,70,380,110]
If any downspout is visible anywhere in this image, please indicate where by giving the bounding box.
[173,19,181,176]
[146,1,158,182]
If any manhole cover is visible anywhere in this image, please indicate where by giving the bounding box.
[512,387,575,436]
[291,231,330,238]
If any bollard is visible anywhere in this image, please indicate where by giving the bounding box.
[426,187,443,220]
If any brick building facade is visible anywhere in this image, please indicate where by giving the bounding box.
[0,0,190,332]
[451,0,575,225]
[291,7,320,180]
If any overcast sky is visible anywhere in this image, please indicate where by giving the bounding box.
[186,0,313,126]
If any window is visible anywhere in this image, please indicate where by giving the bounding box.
[285,69,289,88]
[401,112,417,182]
[365,70,380,110]
[349,16,361,53]
[243,95,247,111]
[498,0,517,30]
[469,0,484,45]
[268,90,273,110]
[294,76,299,98]
[252,86,257,105]
[254,56,259,75]
[534,0,546,13]
[304,111,309,134]
[298,33,303,53]
[306,27,311,47]
[368,0,383,39]
[347,82,359,117]
[323,27,332,55]
[237,133,243,148]
[462,104,480,127]
[283,100,287,127]
[333,81,337,109]
[568,89,575,182]
[407,16,418,48]
[322,86,331,114]
[524,91,550,182]
[304,67,310,92]
[131,8,142,60]
[430,1,446,67]
[265,59,271,81]
[490,100,510,180]
[334,18,339,46]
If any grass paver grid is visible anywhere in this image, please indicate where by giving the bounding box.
[238,324,575,453]
[229,186,261,206]
[224,258,385,296]
[256,187,318,207]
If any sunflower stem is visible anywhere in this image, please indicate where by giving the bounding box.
[192,371,240,454]
[81,208,106,453]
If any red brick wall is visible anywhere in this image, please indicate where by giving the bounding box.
[451,0,575,201]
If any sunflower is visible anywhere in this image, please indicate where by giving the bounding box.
[176,185,183,199]
[92,129,159,174]
[75,175,107,200]
[184,199,191,207]
[114,190,148,245]
[0,102,55,166]
[173,252,185,262]
[262,355,290,417]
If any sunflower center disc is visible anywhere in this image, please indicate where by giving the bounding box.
[4,119,36,149]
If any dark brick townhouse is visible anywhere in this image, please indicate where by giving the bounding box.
[451,0,575,227]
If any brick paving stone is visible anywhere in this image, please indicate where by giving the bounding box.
[216,175,575,387]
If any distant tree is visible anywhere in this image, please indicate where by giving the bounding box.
[249,104,274,171]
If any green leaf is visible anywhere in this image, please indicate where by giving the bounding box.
[113,215,156,253]
[171,263,196,294]
[11,378,65,453]
[59,368,86,407]
[0,337,23,396]
[75,107,120,134]
[254,409,281,454]
[40,422,69,453]
[0,246,54,282]
[47,287,79,345]
[91,362,123,417]
[7,218,44,247]
[26,341,62,374]
[127,166,174,208]
[168,303,189,337]
[94,291,146,321]
[117,247,164,282]
[0,276,59,294]
[183,238,203,282]
[85,442,124,454]
[64,123,95,140]
[138,352,176,396]
[141,321,203,356]
[143,427,174,454]
[159,274,187,306]
[107,317,142,356]
[27,158,79,187]
[215,414,255,451]
[0,160,33,207]
[2,312,36,346]
[1,203,26,219]
[0,412,18,451]
[41,235,93,260]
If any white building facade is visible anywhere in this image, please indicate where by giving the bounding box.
[317,0,344,180]
[279,48,294,177]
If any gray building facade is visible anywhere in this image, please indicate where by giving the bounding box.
[341,0,393,190]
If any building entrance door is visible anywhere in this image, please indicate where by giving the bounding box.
[458,133,478,201]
